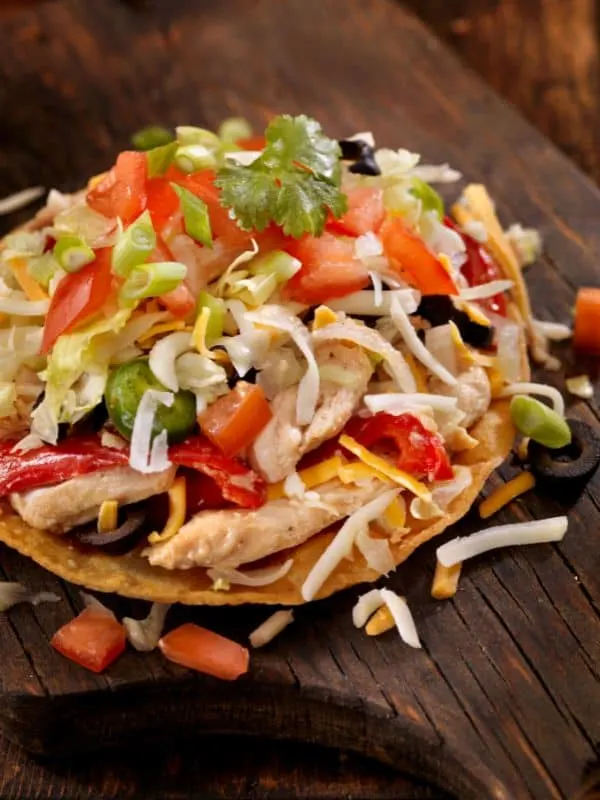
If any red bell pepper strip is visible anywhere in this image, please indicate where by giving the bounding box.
[41,248,115,354]
[444,217,507,315]
[379,216,458,296]
[51,606,126,674]
[169,435,266,509]
[0,436,129,497]
[344,412,453,482]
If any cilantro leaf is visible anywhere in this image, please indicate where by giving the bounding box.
[215,114,347,238]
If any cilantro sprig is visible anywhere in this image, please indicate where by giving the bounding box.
[215,115,348,238]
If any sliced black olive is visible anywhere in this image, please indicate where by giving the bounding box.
[338,138,381,176]
[415,295,495,349]
[76,510,146,546]
[528,419,600,484]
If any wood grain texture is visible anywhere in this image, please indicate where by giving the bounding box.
[0,1,599,799]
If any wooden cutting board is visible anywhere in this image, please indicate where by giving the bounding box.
[1,1,599,798]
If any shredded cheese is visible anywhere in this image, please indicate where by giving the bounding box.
[9,258,48,301]
[137,320,187,343]
[249,610,294,648]
[301,489,399,601]
[566,375,594,400]
[312,305,338,330]
[191,306,214,358]
[352,589,385,628]
[148,476,186,544]
[487,366,506,398]
[339,435,431,500]
[379,589,421,649]
[383,496,407,529]
[88,172,107,190]
[499,382,565,417]
[337,460,391,485]
[365,605,395,636]
[460,302,491,327]
[404,351,428,393]
[97,500,118,534]
[437,516,568,568]
[267,456,343,501]
[479,472,535,519]
[431,561,462,600]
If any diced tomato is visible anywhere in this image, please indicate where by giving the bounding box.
[236,135,266,151]
[159,623,249,680]
[327,187,385,237]
[51,607,126,674]
[170,435,266,509]
[41,248,115,354]
[161,283,196,318]
[284,232,370,304]
[574,287,600,354]
[445,217,506,315]
[184,470,230,516]
[0,435,129,496]
[198,382,272,457]
[380,216,458,296]
[87,151,147,225]
[345,412,453,481]
[145,177,180,233]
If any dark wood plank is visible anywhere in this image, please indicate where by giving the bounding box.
[1,1,600,799]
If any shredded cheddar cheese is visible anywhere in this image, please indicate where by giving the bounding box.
[461,301,491,328]
[479,472,535,519]
[431,560,462,599]
[191,306,214,358]
[339,435,431,500]
[87,171,108,190]
[148,476,187,544]
[137,320,188,343]
[267,456,344,501]
[404,351,428,393]
[383,496,407,529]
[9,257,48,302]
[487,365,506,398]
[97,500,118,534]
[337,460,390,485]
[312,305,338,330]
[365,605,395,636]
[438,253,454,278]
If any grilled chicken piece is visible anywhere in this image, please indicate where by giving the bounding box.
[146,478,388,570]
[249,342,373,483]
[429,364,491,429]
[10,466,176,533]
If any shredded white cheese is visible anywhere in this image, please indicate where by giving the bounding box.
[0,581,60,613]
[0,186,45,216]
[352,589,385,628]
[379,589,421,648]
[206,559,294,587]
[129,390,174,474]
[499,382,565,417]
[533,319,572,342]
[148,331,192,392]
[355,527,395,575]
[390,295,457,386]
[123,603,171,652]
[328,288,420,317]
[458,280,513,301]
[566,375,594,400]
[301,489,399,601]
[437,516,568,568]
[364,393,459,415]
[249,610,294,648]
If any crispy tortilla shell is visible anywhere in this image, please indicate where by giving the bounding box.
[0,400,516,605]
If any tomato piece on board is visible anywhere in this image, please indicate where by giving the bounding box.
[327,186,385,237]
[236,135,266,151]
[379,216,458,296]
[41,248,115,354]
[345,412,453,481]
[159,623,249,680]
[51,607,126,674]
[87,151,147,225]
[284,232,370,304]
[198,382,272,457]
[574,287,600,355]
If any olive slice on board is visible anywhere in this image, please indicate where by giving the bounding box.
[528,419,600,484]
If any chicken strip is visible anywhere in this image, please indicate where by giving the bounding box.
[250,342,373,483]
[10,466,176,533]
[429,364,491,429]
[146,477,388,570]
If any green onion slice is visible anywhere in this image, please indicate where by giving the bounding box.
[409,178,444,219]
[53,236,95,273]
[249,250,301,283]
[171,184,213,247]
[218,117,253,144]
[175,126,221,149]
[112,211,156,277]
[197,291,225,345]
[510,395,572,449]
[147,142,178,178]
[174,145,217,174]
[132,125,174,151]
[120,261,187,305]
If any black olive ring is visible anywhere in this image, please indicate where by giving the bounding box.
[528,419,600,485]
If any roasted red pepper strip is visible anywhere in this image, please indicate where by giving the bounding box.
[0,436,129,496]
[169,435,266,509]
[444,217,507,316]
[345,412,453,482]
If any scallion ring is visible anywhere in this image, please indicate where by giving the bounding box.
[147,141,178,178]
[119,261,187,305]
[112,210,156,277]
[53,236,95,273]
[174,144,217,174]
[132,125,174,152]
[218,117,253,144]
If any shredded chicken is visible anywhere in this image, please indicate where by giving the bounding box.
[250,342,373,482]
[146,477,388,570]
[429,364,491,430]
[10,466,176,533]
